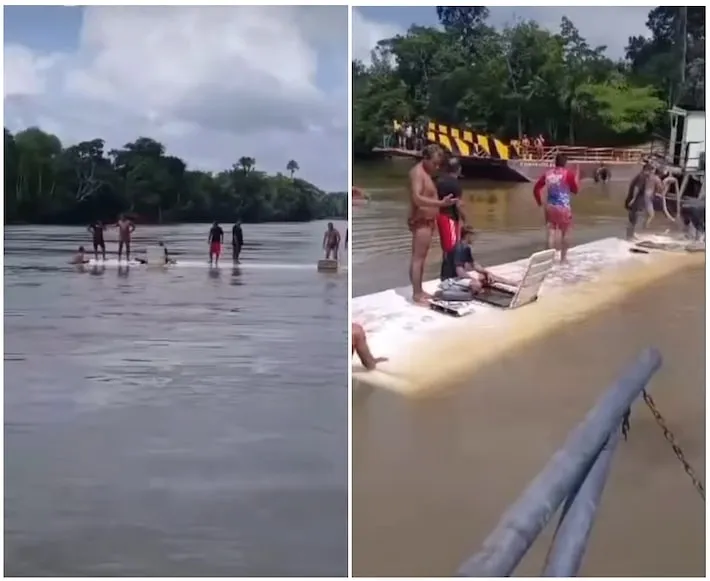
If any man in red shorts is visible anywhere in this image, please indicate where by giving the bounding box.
[533,153,579,263]
[208,221,224,266]
[352,323,387,370]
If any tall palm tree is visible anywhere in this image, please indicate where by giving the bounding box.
[237,156,255,175]
[286,159,300,178]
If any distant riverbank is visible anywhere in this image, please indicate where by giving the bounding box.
[6,126,347,226]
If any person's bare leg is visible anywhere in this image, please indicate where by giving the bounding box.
[560,230,570,263]
[333,246,339,261]
[102,245,106,261]
[94,244,98,262]
[118,241,124,261]
[409,226,432,305]
[545,225,556,252]
[126,240,131,262]
[644,203,655,229]
[353,323,387,370]
[468,277,483,294]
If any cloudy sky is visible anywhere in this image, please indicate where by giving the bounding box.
[4,6,348,191]
[353,6,655,65]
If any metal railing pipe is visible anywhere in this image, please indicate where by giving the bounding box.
[541,425,623,576]
[457,348,662,577]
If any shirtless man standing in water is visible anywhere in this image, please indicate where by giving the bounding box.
[407,145,455,305]
[323,222,341,260]
[114,215,136,262]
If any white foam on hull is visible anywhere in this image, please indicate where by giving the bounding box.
[85,259,317,270]
[352,236,679,368]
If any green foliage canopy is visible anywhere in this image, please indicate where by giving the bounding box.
[353,6,703,155]
[5,127,347,225]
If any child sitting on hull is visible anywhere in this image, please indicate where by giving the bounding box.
[438,226,515,298]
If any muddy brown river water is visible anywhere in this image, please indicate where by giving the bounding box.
[351,168,705,577]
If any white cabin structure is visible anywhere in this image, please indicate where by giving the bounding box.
[667,107,705,172]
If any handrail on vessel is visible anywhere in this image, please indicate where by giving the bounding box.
[458,349,662,577]
[516,145,647,164]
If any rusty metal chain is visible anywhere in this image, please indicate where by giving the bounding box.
[638,390,705,501]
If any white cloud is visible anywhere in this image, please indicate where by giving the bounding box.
[486,6,652,59]
[351,9,404,66]
[4,6,348,190]
[3,45,61,97]
[352,6,652,63]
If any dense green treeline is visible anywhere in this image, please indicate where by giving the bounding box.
[4,127,347,225]
[353,6,705,155]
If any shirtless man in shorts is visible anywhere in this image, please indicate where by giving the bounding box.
[323,222,341,260]
[625,163,653,239]
[87,220,106,261]
[407,144,456,305]
[114,215,136,262]
[642,167,664,228]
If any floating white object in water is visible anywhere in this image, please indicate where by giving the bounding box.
[317,259,339,272]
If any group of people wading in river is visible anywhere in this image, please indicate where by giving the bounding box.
[624,161,705,241]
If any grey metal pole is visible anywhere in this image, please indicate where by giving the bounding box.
[457,348,662,577]
[541,425,623,577]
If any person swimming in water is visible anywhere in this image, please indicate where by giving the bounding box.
[594,162,610,184]
[87,220,107,261]
[352,323,387,370]
[322,222,341,260]
[70,246,90,265]
[114,215,136,262]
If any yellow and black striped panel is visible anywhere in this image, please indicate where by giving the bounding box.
[426,131,474,157]
[423,120,519,160]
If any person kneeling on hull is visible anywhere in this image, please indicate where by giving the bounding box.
[439,226,515,297]
[135,242,176,265]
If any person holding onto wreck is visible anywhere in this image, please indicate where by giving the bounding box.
[352,323,387,370]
